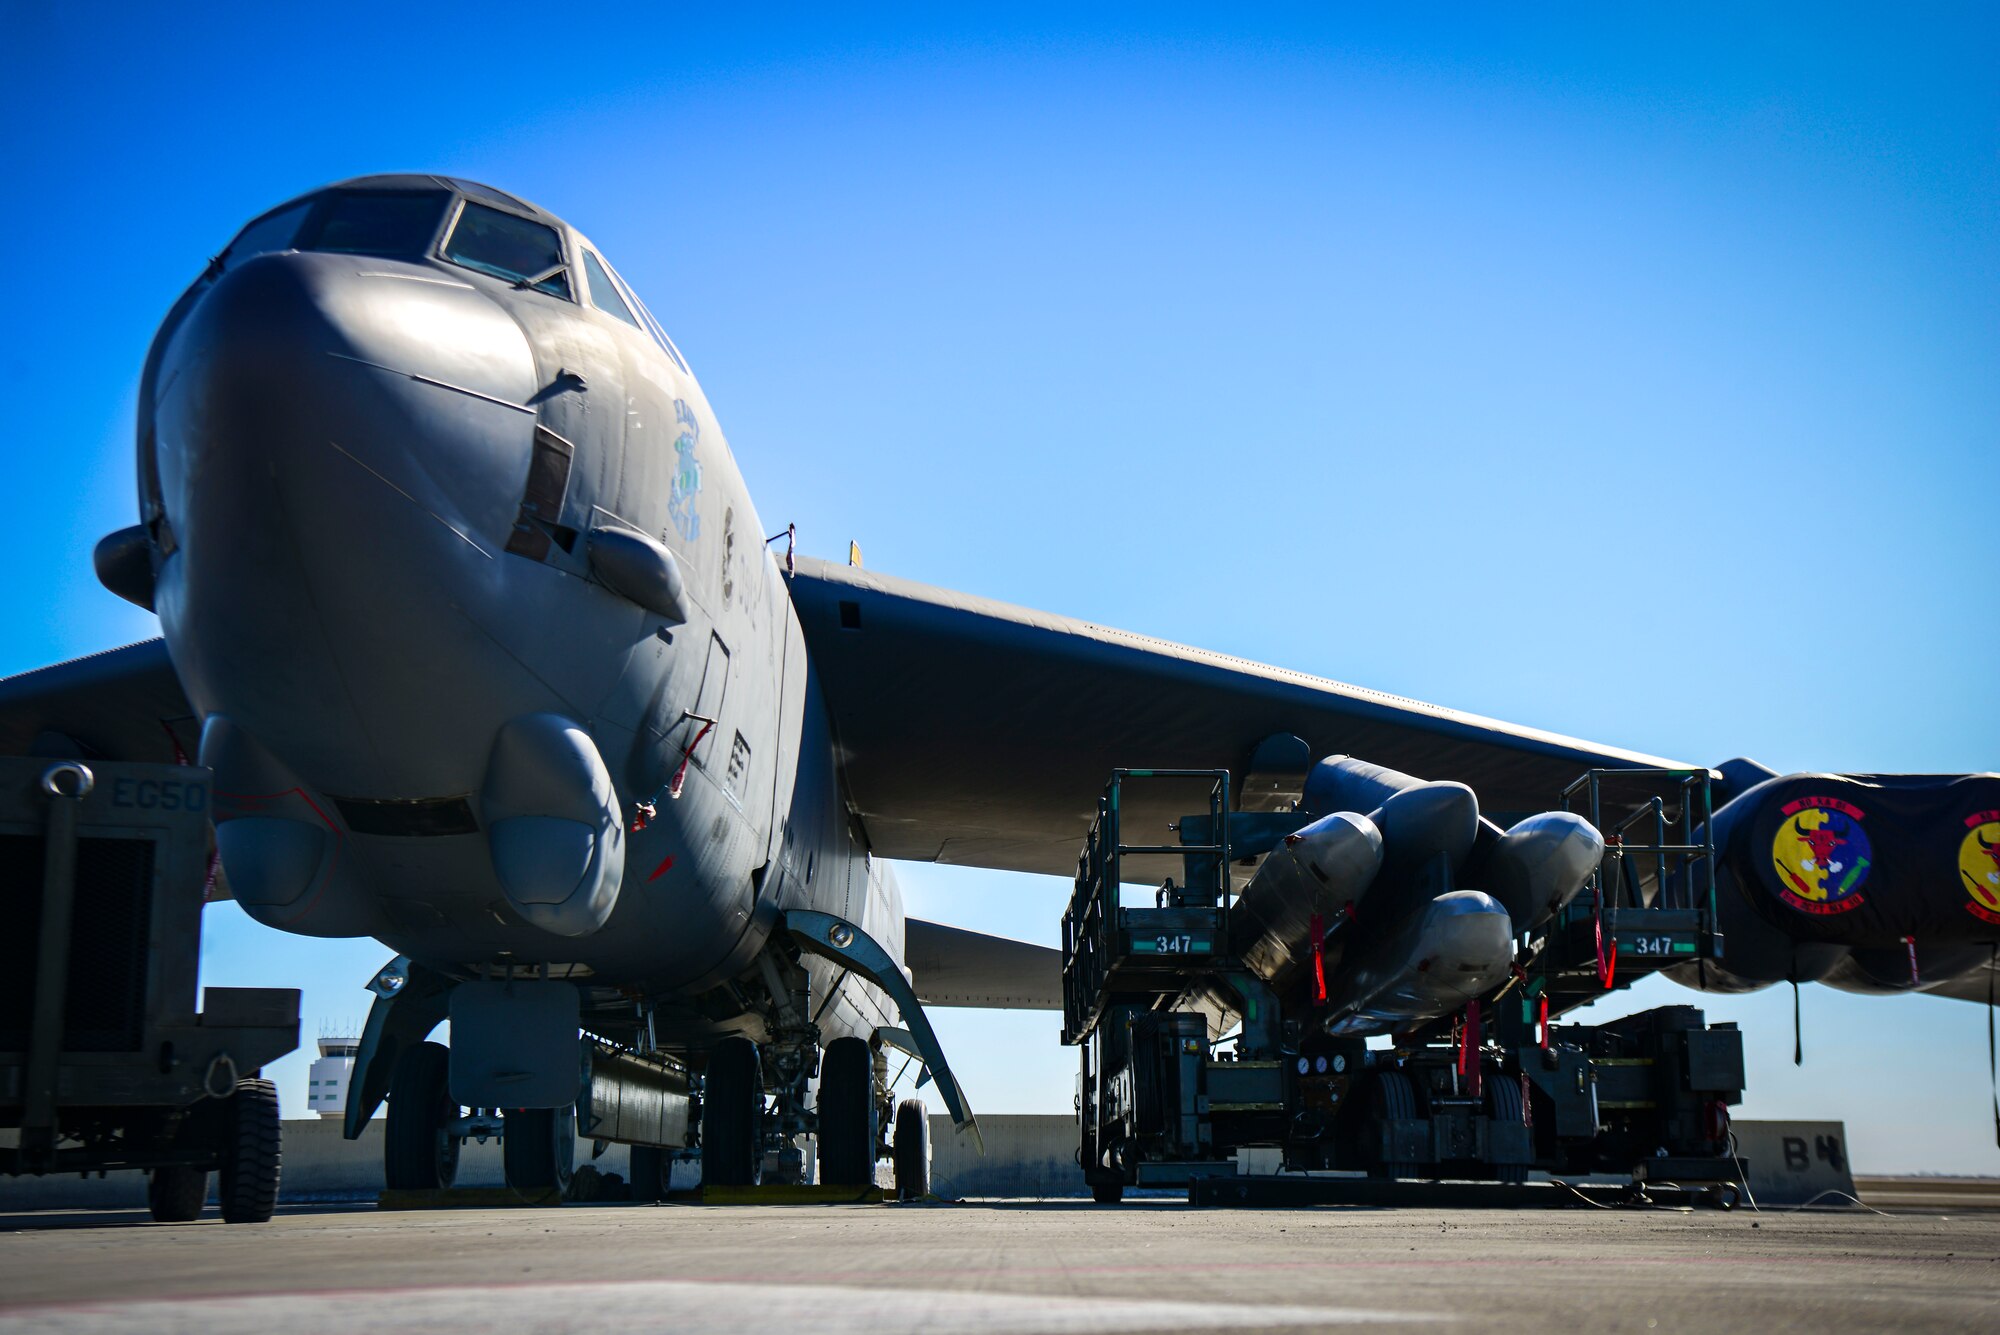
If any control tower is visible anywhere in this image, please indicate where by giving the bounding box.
[305,1034,358,1119]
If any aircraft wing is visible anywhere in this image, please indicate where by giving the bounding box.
[788,557,1692,880]
[905,917,1061,1009]
[0,639,197,765]
[1919,955,1999,1006]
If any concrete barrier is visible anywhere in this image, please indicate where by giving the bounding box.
[0,1115,1859,1209]
[928,1114,1080,1199]
[1727,1119,1858,1207]
[0,1119,663,1210]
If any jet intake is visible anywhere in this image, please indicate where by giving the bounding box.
[481,713,625,937]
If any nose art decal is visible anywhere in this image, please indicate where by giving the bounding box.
[668,399,702,542]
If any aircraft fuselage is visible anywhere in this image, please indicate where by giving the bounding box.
[139,176,892,1046]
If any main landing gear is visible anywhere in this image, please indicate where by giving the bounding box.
[384,1038,576,1194]
[700,1036,766,1186]
[384,1041,459,1191]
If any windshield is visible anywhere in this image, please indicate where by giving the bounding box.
[442,202,571,298]
[299,190,449,257]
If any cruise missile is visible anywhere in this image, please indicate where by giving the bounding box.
[1230,810,1382,991]
[1321,889,1516,1037]
[1470,810,1605,935]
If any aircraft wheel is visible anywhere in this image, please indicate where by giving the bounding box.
[503,1106,577,1194]
[815,1037,877,1186]
[147,1165,208,1222]
[1366,1070,1421,1181]
[218,1077,283,1222]
[1483,1071,1530,1185]
[701,1037,764,1186]
[384,1040,460,1190]
[891,1097,929,1201]
[628,1144,671,1201]
[1091,1179,1125,1205]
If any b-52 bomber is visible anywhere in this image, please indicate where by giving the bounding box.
[1,176,1992,1197]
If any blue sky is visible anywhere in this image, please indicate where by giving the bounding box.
[4,5,1995,1172]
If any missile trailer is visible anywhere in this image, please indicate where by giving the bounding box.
[0,758,299,1222]
[1062,767,1748,1204]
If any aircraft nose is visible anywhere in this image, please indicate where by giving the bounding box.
[154,250,539,512]
[148,249,543,796]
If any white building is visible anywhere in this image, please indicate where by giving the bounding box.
[305,1035,359,1118]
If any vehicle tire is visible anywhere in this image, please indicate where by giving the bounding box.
[1484,1071,1530,1185]
[1091,1179,1125,1205]
[891,1097,928,1201]
[628,1144,671,1202]
[503,1106,576,1193]
[384,1040,460,1190]
[815,1037,876,1186]
[701,1037,764,1187]
[217,1077,283,1223]
[147,1165,208,1222]
[1366,1070,1421,1182]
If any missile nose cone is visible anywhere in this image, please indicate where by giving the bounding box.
[1480,811,1606,932]
[1371,781,1480,882]
[1232,810,1384,987]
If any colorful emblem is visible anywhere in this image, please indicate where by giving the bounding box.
[1769,796,1871,915]
[1960,810,2000,926]
[668,398,703,543]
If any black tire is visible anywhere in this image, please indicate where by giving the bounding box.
[1484,1071,1530,1185]
[147,1165,208,1222]
[218,1077,282,1223]
[891,1097,928,1201]
[503,1106,577,1193]
[1367,1070,1421,1182]
[628,1144,670,1202]
[815,1037,876,1186]
[701,1037,764,1187]
[384,1040,459,1190]
[1091,1179,1125,1204]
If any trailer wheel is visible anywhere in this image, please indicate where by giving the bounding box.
[1367,1071,1421,1181]
[218,1077,282,1222]
[628,1144,670,1201]
[384,1040,459,1190]
[147,1165,208,1222]
[1091,1179,1125,1204]
[891,1098,928,1201]
[1484,1072,1530,1185]
[815,1037,877,1186]
[701,1037,764,1187]
[503,1106,576,1194]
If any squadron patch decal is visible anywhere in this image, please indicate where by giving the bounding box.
[1960,810,2000,926]
[1770,796,1872,915]
[668,398,703,543]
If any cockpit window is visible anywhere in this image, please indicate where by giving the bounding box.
[582,251,640,328]
[224,200,314,266]
[300,190,449,257]
[442,203,571,297]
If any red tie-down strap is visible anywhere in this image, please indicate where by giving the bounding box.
[1536,993,1551,1050]
[1593,880,1617,989]
[1903,935,1920,987]
[631,718,719,833]
[1308,911,1328,1006]
[1457,999,1483,1100]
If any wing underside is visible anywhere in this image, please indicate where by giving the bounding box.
[0,639,196,765]
[787,557,1690,882]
